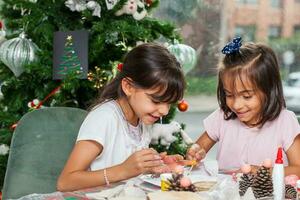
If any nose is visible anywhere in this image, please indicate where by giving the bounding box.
[232,97,243,111]
[158,103,170,116]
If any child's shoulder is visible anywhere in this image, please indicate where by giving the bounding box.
[277,109,298,120]
[88,100,120,119]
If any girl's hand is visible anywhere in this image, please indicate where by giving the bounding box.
[121,148,163,177]
[186,143,206,163]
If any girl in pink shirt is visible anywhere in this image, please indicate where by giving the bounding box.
[187,37,300,176]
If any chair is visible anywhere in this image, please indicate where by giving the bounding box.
[2,107,87,199]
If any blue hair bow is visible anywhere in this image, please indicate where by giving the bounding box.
[221,37,242,55]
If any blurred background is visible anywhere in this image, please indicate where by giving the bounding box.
[154,0,300,158]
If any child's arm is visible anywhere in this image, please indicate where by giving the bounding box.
[285,134,300,177]
[186,131,216,162]
[57,140,162,192]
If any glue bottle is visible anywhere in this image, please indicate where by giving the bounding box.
[272,147,285,200]
[296,180,300,200]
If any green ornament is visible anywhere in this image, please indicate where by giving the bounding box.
[168,41,197,75]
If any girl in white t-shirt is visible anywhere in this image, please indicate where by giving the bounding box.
[187,38,300,176]
[57,43,186,191]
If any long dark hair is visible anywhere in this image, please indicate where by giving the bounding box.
[217,43,285,127]
[93,43,185,107]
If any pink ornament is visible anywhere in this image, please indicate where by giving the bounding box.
[284,175,299,187]
[241,164,251,174]
[180,177,191,187]
[263,159,273,168]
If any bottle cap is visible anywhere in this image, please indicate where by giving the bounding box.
[275,147,283,164]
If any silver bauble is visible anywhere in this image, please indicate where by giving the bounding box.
[0,32,38,77]
[168,42,197,75]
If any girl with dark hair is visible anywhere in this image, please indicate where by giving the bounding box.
[187,38,300,176]
[57,43,186,191]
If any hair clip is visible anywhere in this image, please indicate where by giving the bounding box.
[221,37,242,55]
[117,63,123,72]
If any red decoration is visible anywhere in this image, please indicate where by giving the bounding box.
[177,100,188,112]
[0,191,2,200]
[145,0,153,6]
[10,122,18,131]
[117,63,123,72]
[0,21,2,29]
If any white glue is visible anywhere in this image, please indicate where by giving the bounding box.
[272,147,285,200]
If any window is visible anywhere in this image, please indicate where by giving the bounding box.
[294,25,300,35]
[235,25,256,41]
[268,26,281,39]
[270,0,281,8]
[236,0,257,5]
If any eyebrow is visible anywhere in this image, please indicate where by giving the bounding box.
[224,89,255,94]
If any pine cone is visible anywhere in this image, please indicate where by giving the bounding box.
[285,184,297,200]
[239,173,254,196]
[252,166,273,199]
[167,174,197,192]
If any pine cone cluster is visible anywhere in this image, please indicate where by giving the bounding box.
[167,174,197,192]
[285,184,297,199]
[252,166,273,199]
[239,173,254,196]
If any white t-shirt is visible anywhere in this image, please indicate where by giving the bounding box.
[77,100,152,171]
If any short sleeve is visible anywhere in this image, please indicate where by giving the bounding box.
[281,110,300,151]
[77,106,117,147]
[203,109,223,142]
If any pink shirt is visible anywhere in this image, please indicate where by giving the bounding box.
[204,108,300,171]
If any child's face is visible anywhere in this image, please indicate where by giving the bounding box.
[128,87,171,125]
[223,75,264,126]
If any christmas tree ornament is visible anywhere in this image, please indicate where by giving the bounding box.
[177,100,188,112]
[115,0,147,20]
[238,166,254,197]
[57,35,84,78]
[27,99,41,110]
[167,174,197,192]
[0,32,38,77]
[0,83,3,100]
[65,0,87,11]
[144,0,153,6]
[87,66,112,89]
[0,144,9,155]
[117,63,123,71]
[10,123,18,131]
[285,184,297,199]
[86,1,101,17]
[168,41,197,75]
[252,166,273,199]
[65,0,101,17]
[105,0,120,10]
[0,20,6,44]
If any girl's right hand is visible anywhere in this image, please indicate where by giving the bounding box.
[121,148,163,177]
[186,143,206,163]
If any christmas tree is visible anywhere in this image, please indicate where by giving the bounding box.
[0,0,185,189]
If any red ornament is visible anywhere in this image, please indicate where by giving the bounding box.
[145,0,153,6]
[177,100,188,112]
[0,21,2,29]
[117,63,123,72]
[10,122,18,131]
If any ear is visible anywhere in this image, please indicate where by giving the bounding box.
[121,78,135,96]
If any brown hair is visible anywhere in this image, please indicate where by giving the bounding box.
[217,42,285,127]
[92,43,185,107]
